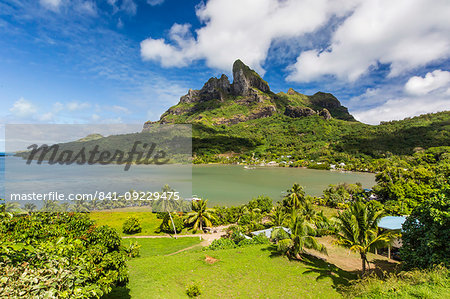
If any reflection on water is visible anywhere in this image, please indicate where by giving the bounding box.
[193,164,375,206]
[1,156,376,206]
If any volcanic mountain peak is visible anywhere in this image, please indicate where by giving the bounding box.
[155,60,356,125]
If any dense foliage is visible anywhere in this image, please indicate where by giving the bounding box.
[191,111,450,170]
[373,146,449,214]
[0,211,128,298]
[400,192,450,269]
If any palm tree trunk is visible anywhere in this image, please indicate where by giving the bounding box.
[168,212,177,239]
[200,218,203,232]
[361,253,366,275]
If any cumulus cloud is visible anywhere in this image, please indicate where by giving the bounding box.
[352,70,450,124]
[141,0,357,73]
[40,0,63,11]
[404,70,450,95]
[288,0,450,82]
[140,0,450,82]
[9,98,37,117]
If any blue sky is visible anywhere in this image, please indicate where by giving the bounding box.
[1,0,449,130]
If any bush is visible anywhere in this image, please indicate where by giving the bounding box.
[123,241,141,258]
[207,238,237,250]
[186,284,202,297]
[0,212,128,298]
[122,216,142,235]
[400,193,450,269]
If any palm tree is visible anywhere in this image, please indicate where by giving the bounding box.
[24,202,37,213]
[268,205,287,227]
[272,211,327,259]
[334,200,397,275]
[184,199,216,231]
[5,202,23,214]
[283,183,308,211]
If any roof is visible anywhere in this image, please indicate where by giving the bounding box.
[378,216,407,230]
[251,227,291,238]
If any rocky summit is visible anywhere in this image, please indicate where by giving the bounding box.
[152,59,355,127]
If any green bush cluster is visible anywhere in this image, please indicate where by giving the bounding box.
[0,212,128,298]
[122,216,142,235]
[186,284,202,297]
[206,232,270,251]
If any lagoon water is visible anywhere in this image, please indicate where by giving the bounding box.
[192,164,375,206]
[1,156,375,206]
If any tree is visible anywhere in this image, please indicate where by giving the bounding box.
[400,187,449,269]
[23,203,37,213]
[268,205,287,227]
[5,202,23,214]
[282,183,307,211]
[247,196,273,214]
[184,199,217,231]
[334,200,397,275]
[272,211,326,259]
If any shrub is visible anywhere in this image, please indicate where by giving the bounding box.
[123,241,141,258]
[207,238,236,250]
[186,284,202,297]
[122,216,142,235]
[401,193,450,269]
[0,212,128,298]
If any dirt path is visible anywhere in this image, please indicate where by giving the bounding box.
[306,236,400,273]
[122,225,230,251]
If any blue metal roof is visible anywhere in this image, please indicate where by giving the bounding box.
[378,216,407,230]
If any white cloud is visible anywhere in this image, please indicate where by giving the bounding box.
[352,71,450,124]
[75,1,97,16]
[67,101,91,111]
[9,98,37,117]
[404,70,450,95]
[140,0,357,73]
[288,0,450,82]
[39,112,54,121]
[121,0,137,15]
[140,0,450,82]
[40,0,63,11]
[106,0,137,15]
[111,105,130,114]
[147,0,164,6]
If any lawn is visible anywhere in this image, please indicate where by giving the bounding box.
[90,210,164,236]
[106,238,354,298]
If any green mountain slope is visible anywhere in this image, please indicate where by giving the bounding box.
[17,60,448,170]
[145,60,449,163]
[152,59,355,126]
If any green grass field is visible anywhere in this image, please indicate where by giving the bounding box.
[106,238,353,298]
[90,211,164,236]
